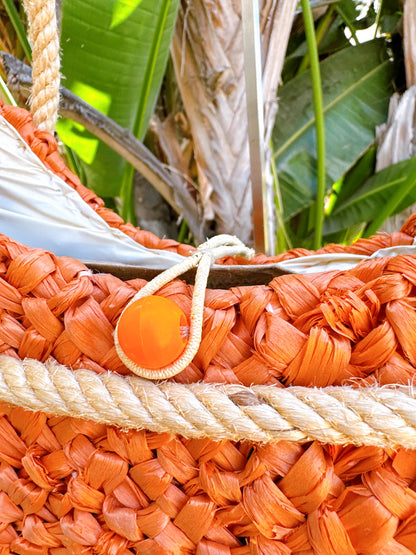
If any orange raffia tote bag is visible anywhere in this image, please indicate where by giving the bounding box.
[2,2,416,554]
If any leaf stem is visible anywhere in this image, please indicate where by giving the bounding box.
[120,163,137,224]
[122,0,176,225]
[177,219,189,243]
[271,148,292,251]
[335,5,359,45]
[301,0,326,250]
[134,0,173,140]
[373,0,384,39]
[0,75,17,105]
[297,4,335,74]
[365,162,416,237]
[2,0,32,61]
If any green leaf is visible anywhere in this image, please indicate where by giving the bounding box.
[57,0,179,197]
[329,145,376,213]
[278,154,316,219]
[273,39,395,220]
[336,0,358,22]
[323,158,416,236]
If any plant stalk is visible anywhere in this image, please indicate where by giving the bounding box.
[0,75,17,105]
[301,0,326,250]
[271,147,292,251]
[120,0,174,226]
[177,219,189,243]
[335,4,359,45]
[374,0,384,39]
[134,0,173,140]
[297,4,335,74]
[120,163,137,224]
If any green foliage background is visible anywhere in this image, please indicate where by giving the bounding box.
[0,0,411,250]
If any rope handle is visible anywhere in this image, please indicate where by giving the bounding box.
[115,235,254,379]
[23,0,60,133]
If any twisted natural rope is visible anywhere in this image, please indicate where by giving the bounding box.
[2,355,416,448]
[115,235,254,379]
[23,0,60,133]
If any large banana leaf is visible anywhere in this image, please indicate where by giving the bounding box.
[57,0,179,197]
[323,158,416,236]
[273,39,395,220]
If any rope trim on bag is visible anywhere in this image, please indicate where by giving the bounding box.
[1,355,416,448]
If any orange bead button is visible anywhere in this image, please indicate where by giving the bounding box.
[117,295,189,369]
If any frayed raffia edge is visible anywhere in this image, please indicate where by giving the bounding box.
[2,354,416,448]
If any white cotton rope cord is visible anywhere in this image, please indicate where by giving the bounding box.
[2,354,416,448]
[115,235,255,379]
[23,0,60,133]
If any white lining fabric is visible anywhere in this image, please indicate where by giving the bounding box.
[0,116,183,268]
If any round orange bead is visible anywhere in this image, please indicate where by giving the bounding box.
[116,295,188,369]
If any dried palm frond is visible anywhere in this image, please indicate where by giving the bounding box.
[169,0,297,244]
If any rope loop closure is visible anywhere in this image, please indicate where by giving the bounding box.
[115,235,254,380]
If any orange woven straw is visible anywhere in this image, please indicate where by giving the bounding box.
[1,103,416,553]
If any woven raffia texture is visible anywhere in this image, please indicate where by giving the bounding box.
[1,104,416,553]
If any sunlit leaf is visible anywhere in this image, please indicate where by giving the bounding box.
[58,0,179,197]
[111,0,144,28]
